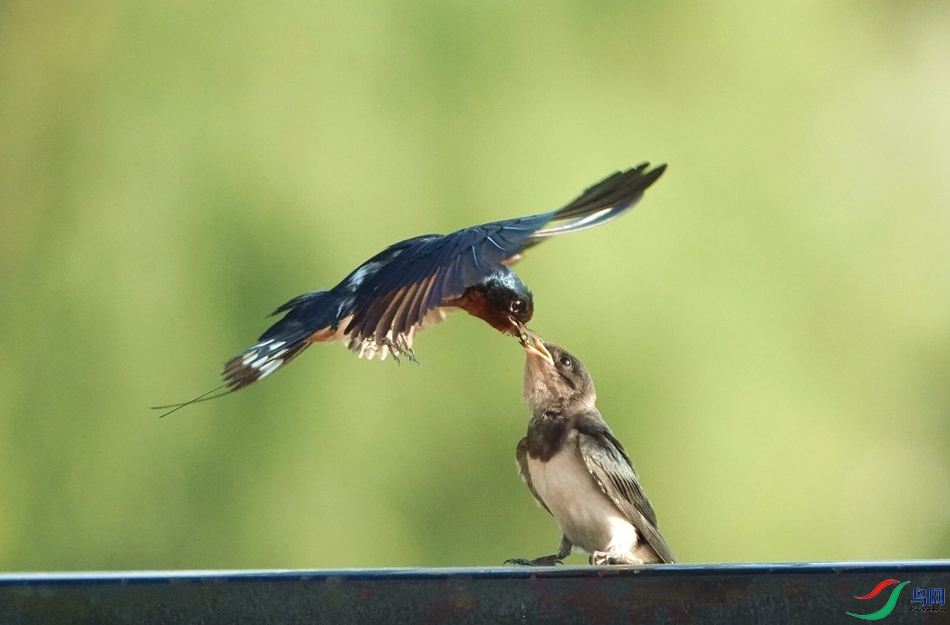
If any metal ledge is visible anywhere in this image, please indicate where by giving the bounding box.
[2,561,949,624]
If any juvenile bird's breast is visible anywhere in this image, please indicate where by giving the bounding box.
[527,446,639,556]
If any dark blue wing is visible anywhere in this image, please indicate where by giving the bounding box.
[343,213,552,343]
[523,162,665,249]
[341,163,665,344]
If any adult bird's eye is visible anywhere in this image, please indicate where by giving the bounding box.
[559,356,572,367]
[509,299,524,313]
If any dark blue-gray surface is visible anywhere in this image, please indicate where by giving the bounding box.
[1,562,949,625]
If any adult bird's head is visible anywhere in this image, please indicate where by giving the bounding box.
[458,267,534,336]
[521,332,596,415]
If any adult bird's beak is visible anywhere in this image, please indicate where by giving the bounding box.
[511,317,527,340]
[521,330,554,365]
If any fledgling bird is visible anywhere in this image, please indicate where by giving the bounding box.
[507,334,676,566]
[154,164,665,414]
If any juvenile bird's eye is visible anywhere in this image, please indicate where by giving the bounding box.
[559,356,572,367]
[509,299,524,313]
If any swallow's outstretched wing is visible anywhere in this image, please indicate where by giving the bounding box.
[520,163,666,252]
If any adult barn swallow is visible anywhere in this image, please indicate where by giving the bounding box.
[507,334,676,566]
[154,164,664,414]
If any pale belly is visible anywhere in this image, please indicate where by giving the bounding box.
[527,449,639,556]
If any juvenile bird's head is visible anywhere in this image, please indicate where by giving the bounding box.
[521,332,596,415]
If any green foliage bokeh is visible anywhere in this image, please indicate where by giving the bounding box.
[1,1,949,570]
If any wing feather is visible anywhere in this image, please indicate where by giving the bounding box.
[392,280,424,338]
[409,270,440,329]
[576,423,676,564]
[373,288,407,342]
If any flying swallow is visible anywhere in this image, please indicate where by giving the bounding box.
[154,164,664,415]
[507,334,676,566]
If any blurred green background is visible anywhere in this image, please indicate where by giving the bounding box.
[2,0,949,571]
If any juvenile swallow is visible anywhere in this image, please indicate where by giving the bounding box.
[154,164,665,414]
[507,334,676,566]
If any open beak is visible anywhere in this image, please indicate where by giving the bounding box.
[521,329,553,365]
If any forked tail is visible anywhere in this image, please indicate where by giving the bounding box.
[152,290,341,417]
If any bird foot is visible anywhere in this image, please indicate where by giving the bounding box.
[376,336,419,365]
[505,556,563,567]
[589,551,643,566]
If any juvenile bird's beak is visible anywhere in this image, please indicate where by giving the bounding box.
[521,330,554,365]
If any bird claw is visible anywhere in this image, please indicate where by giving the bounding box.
[375,336,419,365]
[504,556,563,567]
[589,551,643,566]
[590,551,615,566]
